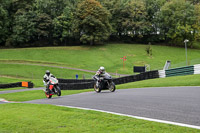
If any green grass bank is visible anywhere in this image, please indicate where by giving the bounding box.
[0,103,199,133]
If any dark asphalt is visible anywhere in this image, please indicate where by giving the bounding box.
[24,86,200,126]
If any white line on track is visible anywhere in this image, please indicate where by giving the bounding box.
[0,98,18,103]
[57,105,200,130]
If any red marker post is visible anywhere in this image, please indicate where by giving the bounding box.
[120,56,127,70]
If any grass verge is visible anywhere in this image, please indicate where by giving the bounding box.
[0,63,94,80]
[0,89,92,102]
[117,74,200,89]
[0,103,199,133]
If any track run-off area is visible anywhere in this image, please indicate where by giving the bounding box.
[1,86,200,129]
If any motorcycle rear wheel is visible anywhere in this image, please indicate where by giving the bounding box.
[109,82,116,92]
[94,84,101,93]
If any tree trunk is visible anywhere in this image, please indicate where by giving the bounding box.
[90,39,94,45]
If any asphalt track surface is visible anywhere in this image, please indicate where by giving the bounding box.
[21,86,200,127]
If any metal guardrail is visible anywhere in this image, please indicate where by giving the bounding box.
[159,64,200,78]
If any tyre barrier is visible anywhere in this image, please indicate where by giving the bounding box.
[58,70,160,90]
[59,64,199,90]
[58,78,93,83]
[0,81,34,89]
[113,70,159,85]
[59,82,94,90]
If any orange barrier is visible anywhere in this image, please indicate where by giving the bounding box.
[22,82,28,87]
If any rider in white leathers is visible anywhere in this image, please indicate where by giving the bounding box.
[43,70,55,93]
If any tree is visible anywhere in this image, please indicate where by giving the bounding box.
[120,0,151,39]
[143,0,167,42]
[99,0,125,39]
[159,0,197,46]
[74,0,112,45]
[4,0,35,46]
[53,6,74,45]
[34,0,67,18]
[10,11,37,46]
[35,13,53,43]
[187,0,200,5]
[0,5,10,45]
[192,4,200,43]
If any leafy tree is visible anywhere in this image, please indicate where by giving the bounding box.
[1,0,200,47]
[99,0,124,38]
[159,0,197,46]
[74,0,112,45]
[4,0,35,46]
[10,11,37,46]
[0,5,10,45]
[35,13,52,43]
[187,0,200,5]
[53,6,74,45]
[34,0,67,18]
[143,0,167,42]
[193,4,200,42]
[120,0,150,38]
[146,43,153,57]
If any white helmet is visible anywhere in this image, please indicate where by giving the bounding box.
[99,66,105,74]
[46,70,50,76]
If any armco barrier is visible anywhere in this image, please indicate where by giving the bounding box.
[0,81,34,89]
[159,64,200,78]
[165,66,194,77]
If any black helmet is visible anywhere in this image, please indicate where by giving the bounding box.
[46,70,50,76]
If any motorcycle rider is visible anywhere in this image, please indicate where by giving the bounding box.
[43,70,55,94]
[93,66,107,88]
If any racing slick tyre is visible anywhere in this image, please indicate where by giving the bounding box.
[45,92,52,99]
[109,82,116,92]
[94,84,101,93]
[56,86,61,96]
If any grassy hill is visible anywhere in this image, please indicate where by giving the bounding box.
[1,43,200,77]
[0,43,200,87]
[1,44,200,132]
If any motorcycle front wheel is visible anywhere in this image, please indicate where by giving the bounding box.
[45,92,52,99]
[109,82,116,92]
[94,84,101,93]
[56,86,61,96]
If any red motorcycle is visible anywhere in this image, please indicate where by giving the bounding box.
[44,77,61,99]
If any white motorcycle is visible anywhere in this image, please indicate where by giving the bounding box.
[44,77,61,98]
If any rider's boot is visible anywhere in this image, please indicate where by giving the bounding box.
[96,81,99,88]
[45,86,50,94]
